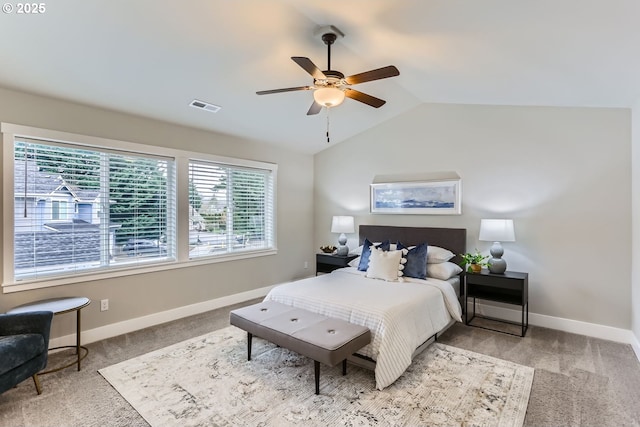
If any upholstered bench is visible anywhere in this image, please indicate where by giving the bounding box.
[230,301,371,395]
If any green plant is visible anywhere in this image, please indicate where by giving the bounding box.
[459,250,490,272]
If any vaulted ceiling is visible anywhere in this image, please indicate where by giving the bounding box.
[1,0,639,154]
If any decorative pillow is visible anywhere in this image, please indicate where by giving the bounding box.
[349,245,365,256]
[365,248,406,282]
[427,261,463,280]
[357,238,390,271]
[396,242,428,279]
[350,242,392,256]
[427,245,455,264]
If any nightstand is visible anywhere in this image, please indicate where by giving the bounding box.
[464,270,528,337]
[316,253,357,275]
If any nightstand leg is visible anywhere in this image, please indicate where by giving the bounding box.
[464,296,468,324]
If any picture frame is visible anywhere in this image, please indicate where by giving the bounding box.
[370,179,462,215]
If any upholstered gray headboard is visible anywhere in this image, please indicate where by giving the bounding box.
[358,225,467,266]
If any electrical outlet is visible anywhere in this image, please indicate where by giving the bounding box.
[304,261,308,269]
[100,299,109,312]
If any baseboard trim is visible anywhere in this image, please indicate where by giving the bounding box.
[49,290,640,365]
[631,333,640,362]
[48,285,275,348]
[467,302,639,358]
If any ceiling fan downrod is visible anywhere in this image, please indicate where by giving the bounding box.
[322,32,337,71]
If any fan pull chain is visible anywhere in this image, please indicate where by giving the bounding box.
[326,107,331,143]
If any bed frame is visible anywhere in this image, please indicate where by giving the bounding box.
[359,225,466,267]
[348,225,467,371]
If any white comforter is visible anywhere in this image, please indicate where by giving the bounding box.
[264,267,462,390]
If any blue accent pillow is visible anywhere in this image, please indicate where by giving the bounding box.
[357,238,390,271]
[397,241,428,279]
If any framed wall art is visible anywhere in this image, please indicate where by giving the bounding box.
[370,179,462,215]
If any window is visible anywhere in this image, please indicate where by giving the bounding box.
[12,138,175,282]
[188,160,274,258]
[2,123,277,291]
[51,201,63,219]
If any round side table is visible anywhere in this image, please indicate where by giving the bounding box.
[8,296,91,373]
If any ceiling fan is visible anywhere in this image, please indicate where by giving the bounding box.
[256,26,400,115]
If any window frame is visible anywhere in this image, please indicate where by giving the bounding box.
[2,123,278,293]
[187,159,275,260]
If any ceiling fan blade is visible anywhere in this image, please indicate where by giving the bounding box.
[291,57,327,80]
[256,86,313,95]
[344,88,386,108]
[306,101,322,115]
[344,65,400,85]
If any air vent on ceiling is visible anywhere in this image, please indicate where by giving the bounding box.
[189,99,221,113]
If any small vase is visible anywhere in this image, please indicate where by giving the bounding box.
[470,264,482,273]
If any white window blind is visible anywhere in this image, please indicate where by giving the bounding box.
[13,138,176,281]
[188,160,275,258]
[3,123,277,290]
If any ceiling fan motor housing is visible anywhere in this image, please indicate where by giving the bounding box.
[315,70,345,89]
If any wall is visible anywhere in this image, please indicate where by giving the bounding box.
[0,86,315,340]
[315,103,631,329]
[632,101,640,347]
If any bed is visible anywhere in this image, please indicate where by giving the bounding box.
[264,225,466,390]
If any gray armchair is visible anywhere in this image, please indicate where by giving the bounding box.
[0,311,54,395]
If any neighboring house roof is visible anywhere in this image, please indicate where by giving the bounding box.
[43,219,121,232]
[43,219,97,232]
[14,159,99,201]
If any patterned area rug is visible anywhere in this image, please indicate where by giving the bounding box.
[99,326,533,427]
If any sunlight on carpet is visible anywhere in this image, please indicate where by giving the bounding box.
[99,326,533,426]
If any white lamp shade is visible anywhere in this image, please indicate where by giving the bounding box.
[479,219,515,242]
[313,87,345,107]
[331,216,354,234]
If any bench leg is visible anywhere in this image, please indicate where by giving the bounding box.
[314,360,320,395]
[247,332,253,361]
[342,359,347,375]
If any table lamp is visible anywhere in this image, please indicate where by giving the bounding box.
[331,216,354,256]
[479,219,515,274]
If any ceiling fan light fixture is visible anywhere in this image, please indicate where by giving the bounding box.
[313,87,345,107]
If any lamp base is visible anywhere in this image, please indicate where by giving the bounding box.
[336,245,349,256]
[488,258,507,274]
[488,241,507,274]
[336,233,349,256]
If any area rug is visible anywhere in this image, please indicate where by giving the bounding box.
[99,326,534,427]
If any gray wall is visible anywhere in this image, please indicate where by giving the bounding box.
[632,102,640,343]
[0,86,315,338]
[315,103,631,329]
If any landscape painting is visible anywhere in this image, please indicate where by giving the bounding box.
[370,179,461,215]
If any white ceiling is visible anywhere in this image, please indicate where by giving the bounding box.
[1,0,639,154]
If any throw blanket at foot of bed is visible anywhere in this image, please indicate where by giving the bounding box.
[230,301,371,395]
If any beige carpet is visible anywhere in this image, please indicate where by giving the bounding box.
[99,326,533,427]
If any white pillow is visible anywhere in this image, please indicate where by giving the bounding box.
[427,261,462,280]
[349,245,364,256]
[350,242,384,256]
[366,248,406,282]
[348,256,360,267]
[427,246,455,264]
